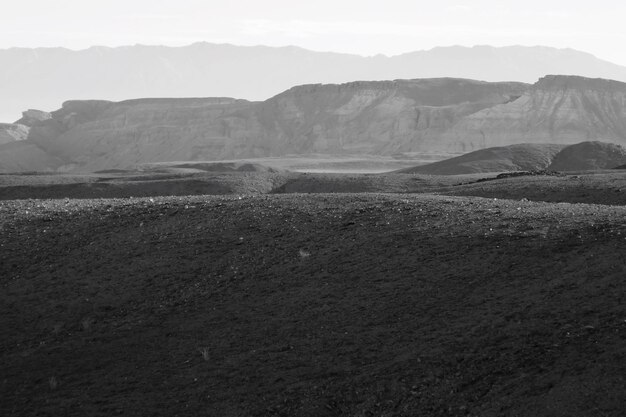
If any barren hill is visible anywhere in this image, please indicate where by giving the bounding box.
[399,143,567,174]
[4,75,626,173]
[402,141,626,174]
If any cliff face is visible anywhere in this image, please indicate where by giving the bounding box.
[442,75,626,151]
[26,98,270,171]
[0,123,29,144]
[258,79,527,155]
[3,75,626,172]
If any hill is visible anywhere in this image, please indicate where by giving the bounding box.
[3,43,626,122]
[402,141,626,174]
[398,143,566,174]
[548,141,626,171]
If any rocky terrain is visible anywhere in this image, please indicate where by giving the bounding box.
[4,43,626,122]
[3,168,626,206]
[2,189,626,416]
[4,75,626,173]
[0,124,29,145]
[402,141,626,175]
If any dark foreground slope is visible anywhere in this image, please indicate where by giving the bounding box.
[2,194,626,416]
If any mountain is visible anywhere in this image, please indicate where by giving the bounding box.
[3,75,626,173]
[400,141,626,175]
[3,43,626,122]
[0,78,527,172]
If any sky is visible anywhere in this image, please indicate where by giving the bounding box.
[3,0,626,66]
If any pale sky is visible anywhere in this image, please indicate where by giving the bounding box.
[4,0,626,65]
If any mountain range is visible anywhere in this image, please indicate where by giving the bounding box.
[3,74,626,172]
[4,43,626,122]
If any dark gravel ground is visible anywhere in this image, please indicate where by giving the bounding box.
[2,170,626,206]
[443,171,626,206]
[2,192,626,416]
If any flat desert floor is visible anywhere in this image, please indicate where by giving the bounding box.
[1,171,626,416]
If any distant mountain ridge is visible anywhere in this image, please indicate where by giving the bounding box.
[3,75,626,172]
[3,43,626,122]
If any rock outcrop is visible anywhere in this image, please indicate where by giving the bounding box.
[440,75,626,152]
[3,75,626,173]
[16,109,52,126]
[0,123,29,145]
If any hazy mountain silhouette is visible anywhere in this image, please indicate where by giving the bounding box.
[3,43,626,122]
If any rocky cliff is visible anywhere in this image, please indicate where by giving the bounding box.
[441,75,626,151]
[258,78,527,156]
[0,123,29,145]
[3,75,626,172]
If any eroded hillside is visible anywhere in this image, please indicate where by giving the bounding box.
[3,75,626,172]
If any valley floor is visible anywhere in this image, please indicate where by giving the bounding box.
[1,192,626,416]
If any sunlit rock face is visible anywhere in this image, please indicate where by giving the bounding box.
[441,76,626,152]
[259,79,527,156]
[0,123,29,145]
[3,75,626,172]
[15,109,52,126]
